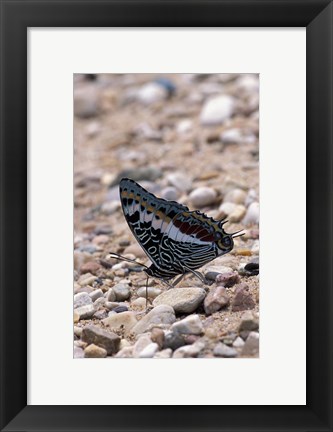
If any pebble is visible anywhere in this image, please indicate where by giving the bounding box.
[131,305,176,335]
[242,202,259,225]
[204,286,230,315]
[113,305,129,313]
[89,288,104,302]
[105,301,121,311]
[150,327,165,349]
[213,342,238,358]
[154,348,173,359]
[223,188,247,204]
[233,336,245,348]
[139,343,159,358]
[245,189,258,207]
[93,309,108,320]
[73,310,80,323]
[80,261,102,275]
[81,325,120,355]
[106,288,116,302]
[84,344,107,358]
[200,95,235,125]
[189,187,217,207]
[115,346,134,358]
[74,86,99,118]
[238,311,259,332]
[74,292,93,309]
[102,311,137,335]
[241,332,259,357]
[215,272,240,287]
[74,346,84,358]
[177,119,193,134]
[237,74,259,92]
[218,202,246,222]
[92,234,109,245]
[137,286,162,300]
[75,304,95,319]
[163,331,186,350]
[133,334,152,357]
[100,201,120,215]
[74,326,82,338]
[232,283,255,312]
[123,244,147,258]
[94,297,106,309]
[220,128,243,144]
[77,273,97,286]
[172,315,204,335]
[153,288,206,314]
[131,297,147,310]
[251,240,260,254]
[173,340,206,358]
[167,172,192,193]
[160,186,180,201]
[137,82,168,105]
[112,283,131,301]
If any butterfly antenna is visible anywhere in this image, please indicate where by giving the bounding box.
[145,275,149,310]
[231,230,246,238]
[108,252,149,270]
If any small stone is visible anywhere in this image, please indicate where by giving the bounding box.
[242,202,259,226]
[105,301,120,311]
[153,288,206,314]
[92,234,109,245]
[200,95,235,126]
[189,187,217,208]
[74,86,99,118]
[80,261,102,275]
[133,334,152,357]
[163,331,186,350]
[131,297,147,310]
[75,304,95,319]
[139,343,159,358]
[78,273,97,286]
[123,244,147,258]
[219,202,246,222]
[106,288,116,302]
[171,315,204,335]
[232,283,255,312]
[84,344,107,358]
[93,309,108,320]
[233,336,245,348]
[74,251,94,271]
[74,292,93,309]
[160,186,180,201]
[177,119,193,134]
[150,327,165,349]
[213,342,238,358]
[244,261,259,276]
[238,311,259,332]
[119,338,131,350]
[74,326,82,338]
[102,311,137,335]
[251,240,260,254]
[173,340,206,358]
[204,286,230,315]
[74,346,84,358]
[223,188,247,205]
[215,272,240,287]
[154,348,173,358]
[241,331,259,357]
[89,289,103,302]
[112,283,131,301]
[167,172,192,193]
[131,305,176,335]
[113,305,128,313]
[220,128,243,144]
[115,346,134,358]
[137,286,162,300]
[137,82,168,105]
[73,310,80,323]
[81,325,120,355]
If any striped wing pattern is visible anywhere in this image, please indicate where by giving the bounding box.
[119,178,221,280]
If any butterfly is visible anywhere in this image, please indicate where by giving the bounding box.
[110,178,244,289]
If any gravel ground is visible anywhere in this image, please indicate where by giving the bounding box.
[74,73,259,359]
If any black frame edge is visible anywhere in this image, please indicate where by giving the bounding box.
[1,0,332,431]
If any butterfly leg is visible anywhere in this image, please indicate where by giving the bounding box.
[182,264,206,285]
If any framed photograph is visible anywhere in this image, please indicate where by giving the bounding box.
[1,1,332,431]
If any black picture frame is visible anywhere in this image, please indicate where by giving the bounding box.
[1,1,332,431]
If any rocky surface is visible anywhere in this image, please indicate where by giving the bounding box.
[74,73,259,358]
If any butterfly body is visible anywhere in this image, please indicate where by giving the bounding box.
[119,178,236,283]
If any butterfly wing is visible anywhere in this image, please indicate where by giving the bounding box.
[119,178,188,275]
